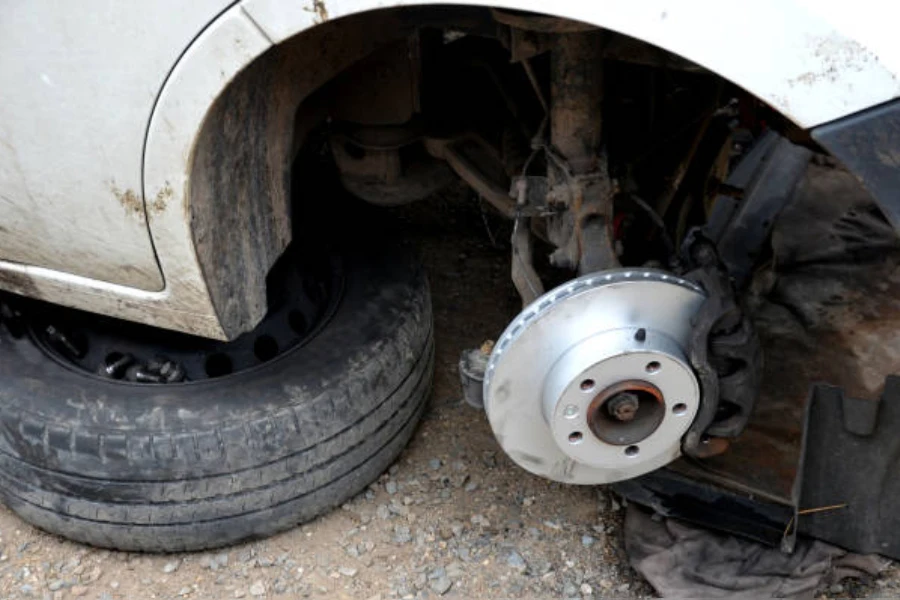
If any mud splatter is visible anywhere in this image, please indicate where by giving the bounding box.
[109,182,144,220]
[312,0,328,23]
[151,183,173,214]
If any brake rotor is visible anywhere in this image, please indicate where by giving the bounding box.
[483,269,706,484]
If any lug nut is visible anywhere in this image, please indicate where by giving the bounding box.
[607,392,640,422]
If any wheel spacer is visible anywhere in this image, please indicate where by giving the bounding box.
[483,269,706,484]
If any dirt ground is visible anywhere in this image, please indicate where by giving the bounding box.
[0,175,898,600]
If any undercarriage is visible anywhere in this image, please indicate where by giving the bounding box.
[322,14,793,480]
[319,11,900,557]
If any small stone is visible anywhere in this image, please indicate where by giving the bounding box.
[393,526,412,544]
[506,551,527,572]
[580,583,593,595]
[274,579,288,594]
[48,580,66,591]
[414,572,428,589]
[19,584,34,596]
[339,566,358,577]
[446,561,464,578]
[581,535,595,548]
[616,583,631,592]
[163,560,181,574]
[597,492,609,511]
[178,586,192,596]
[385,481,398,495]
[376,505,391,520]
[470,514,488,527]
[429,576,452,595]
[71,586,88,597]
[234,590,246,599]
[83,565,102,583]
[464,481,478,493]
[110,581,120,589]
[429,459,442,471]
[249,580,266,596]
[830,584,845,594]
[611,497,622,511]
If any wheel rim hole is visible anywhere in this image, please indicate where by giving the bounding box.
[288,310,308,336]
[580,379,595,392]
[205,353,233,378]
[253,335,279,362]
[568,431,584,444]
[625,445,640,457]
[672,402,688,416]
[645,361,661,374]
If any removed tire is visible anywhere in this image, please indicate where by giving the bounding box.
[0,244,432,551]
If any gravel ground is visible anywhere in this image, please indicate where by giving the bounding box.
[0,181,897,600]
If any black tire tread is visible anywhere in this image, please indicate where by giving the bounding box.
[0,247,433,551]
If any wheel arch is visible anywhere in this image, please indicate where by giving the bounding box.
[143,0,900,339]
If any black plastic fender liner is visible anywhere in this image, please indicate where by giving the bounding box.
[797,377,900,556]
[812,99,900,232]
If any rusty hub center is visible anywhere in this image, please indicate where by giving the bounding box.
[588,380,665,446]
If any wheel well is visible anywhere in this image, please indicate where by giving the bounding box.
[188,7,436,338]
[187,5,804,338]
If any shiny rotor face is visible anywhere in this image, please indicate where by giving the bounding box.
[484,269,706,484]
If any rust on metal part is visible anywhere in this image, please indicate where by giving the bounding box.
[587,380,664,446]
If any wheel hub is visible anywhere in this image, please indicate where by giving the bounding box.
[483,269,706,484]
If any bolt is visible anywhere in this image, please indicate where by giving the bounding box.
[125,365,164,384]
[607,392,640,422]
[44,325,86,359]
[99,353,135,379]
[692,242,718,267]
[150,356,187,383]
[158,360,186,383]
